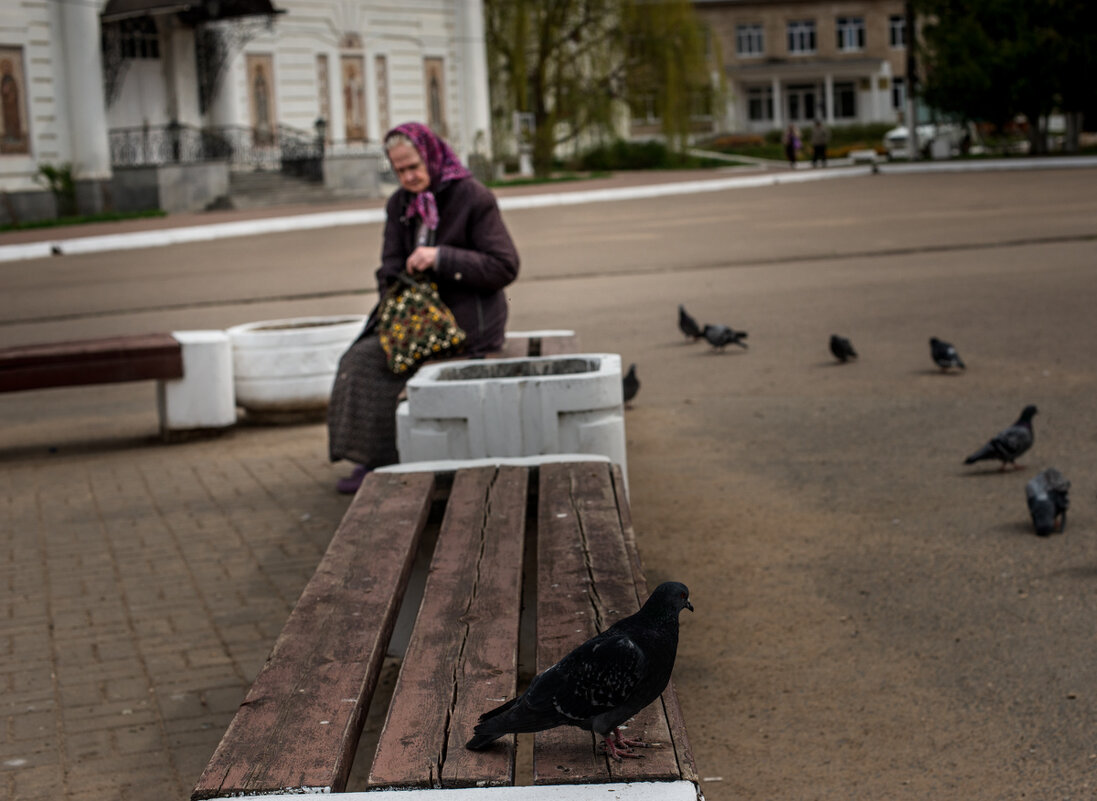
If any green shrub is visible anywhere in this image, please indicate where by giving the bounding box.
[577,139,730,171]
[0,208,166,234]
[35,162,77,217]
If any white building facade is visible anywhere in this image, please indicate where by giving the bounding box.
[0,0,491,221]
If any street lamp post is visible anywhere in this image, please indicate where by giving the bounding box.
[905,1,919,161]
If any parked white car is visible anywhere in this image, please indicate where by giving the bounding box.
[883,122,968,160]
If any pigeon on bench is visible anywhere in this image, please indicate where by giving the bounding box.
[622,363,640,408]
[829,334,857,363]
[1025,468,1071,536]
[466,581,693,761]
[963,404,1037,471]
[703,324,748,351]
[930,336,965,371]
[678,305,703,340]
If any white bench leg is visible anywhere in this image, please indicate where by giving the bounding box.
[158,330,236,435]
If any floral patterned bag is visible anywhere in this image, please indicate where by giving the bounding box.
[377,272,467,374]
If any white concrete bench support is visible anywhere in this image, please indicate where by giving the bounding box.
[157,330,236,434]
[396,353,628,487]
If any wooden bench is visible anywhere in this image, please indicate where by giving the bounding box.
[0,331,236,439]
[0,333,184,392]
[498,330,581,359]
[192,459,700,799]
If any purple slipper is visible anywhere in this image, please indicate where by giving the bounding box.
[336,464,369,494]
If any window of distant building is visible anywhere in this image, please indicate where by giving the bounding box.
[889,15,906,48]
[891,76,906,109]
[747,85,774,121]
[834,81,856,118]
[787,20,816,55]
[119,18,160,60]
[736,23,765,57]
[836,16,865,52]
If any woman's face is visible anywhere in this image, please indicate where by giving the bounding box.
[388,142,430,194]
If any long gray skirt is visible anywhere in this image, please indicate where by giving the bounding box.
[327,334,417,467]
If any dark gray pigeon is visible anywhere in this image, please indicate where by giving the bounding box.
[703,324,748,351]
[963,404,1037,470]
[829,334,857,362]
[678,305,702,340]
[622,363,639,407]
[466,581,693,761]
[1025,468,1070,536]
[930,336,965,370]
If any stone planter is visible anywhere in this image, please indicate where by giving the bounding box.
[227,315,365,421]
[396,353,628,486]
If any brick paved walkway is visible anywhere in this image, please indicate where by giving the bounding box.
[0,386,351,800]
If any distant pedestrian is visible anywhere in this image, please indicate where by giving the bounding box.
[811,119,828,167]
[783,123,801,168]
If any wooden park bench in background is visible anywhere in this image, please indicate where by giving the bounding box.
[0,333,184,392]
[191,458,700,800]
[0,331,236,438]
[498,329,581,359]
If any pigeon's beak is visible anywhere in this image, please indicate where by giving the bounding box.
[685,599,694,613]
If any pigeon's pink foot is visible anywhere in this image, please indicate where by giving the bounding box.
[601,733,643,761]
[613,727,660,750]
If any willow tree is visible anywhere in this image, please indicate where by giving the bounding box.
[485,0,714,175]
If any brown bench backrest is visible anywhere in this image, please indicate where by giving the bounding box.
[0,333,183,392]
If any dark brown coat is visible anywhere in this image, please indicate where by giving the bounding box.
[370,177,520,356]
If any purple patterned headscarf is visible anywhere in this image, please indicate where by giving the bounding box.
[386,122,471,231]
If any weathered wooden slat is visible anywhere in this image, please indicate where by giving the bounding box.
[570,463,680,785]
[497,336,532,359]
[533,461,605,783]
[533,461,684,785]
[191,471,436,800]
[368,465,528,789]
[0,333,184,392]
[610,464,700,786]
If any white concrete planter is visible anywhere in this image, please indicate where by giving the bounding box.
[396,353,628,486]
[227,315,365,419]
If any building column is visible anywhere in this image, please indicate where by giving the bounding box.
[58,0,112,197]
[163,21,202,126]
[457,0,492,164]
[824,73,835,124]
[771,75,783,129]
[209,54,242,128]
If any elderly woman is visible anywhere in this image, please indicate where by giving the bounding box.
[328,122,520,493]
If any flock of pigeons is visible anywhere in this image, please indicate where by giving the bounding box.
[680,304,1069,537]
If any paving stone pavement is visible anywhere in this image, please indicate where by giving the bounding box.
[0,392,351,801]
[2,169,763,801]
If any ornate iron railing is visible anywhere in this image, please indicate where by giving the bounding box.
[109,123,326,176]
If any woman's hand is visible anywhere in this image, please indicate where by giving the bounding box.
[406,246,438,274]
